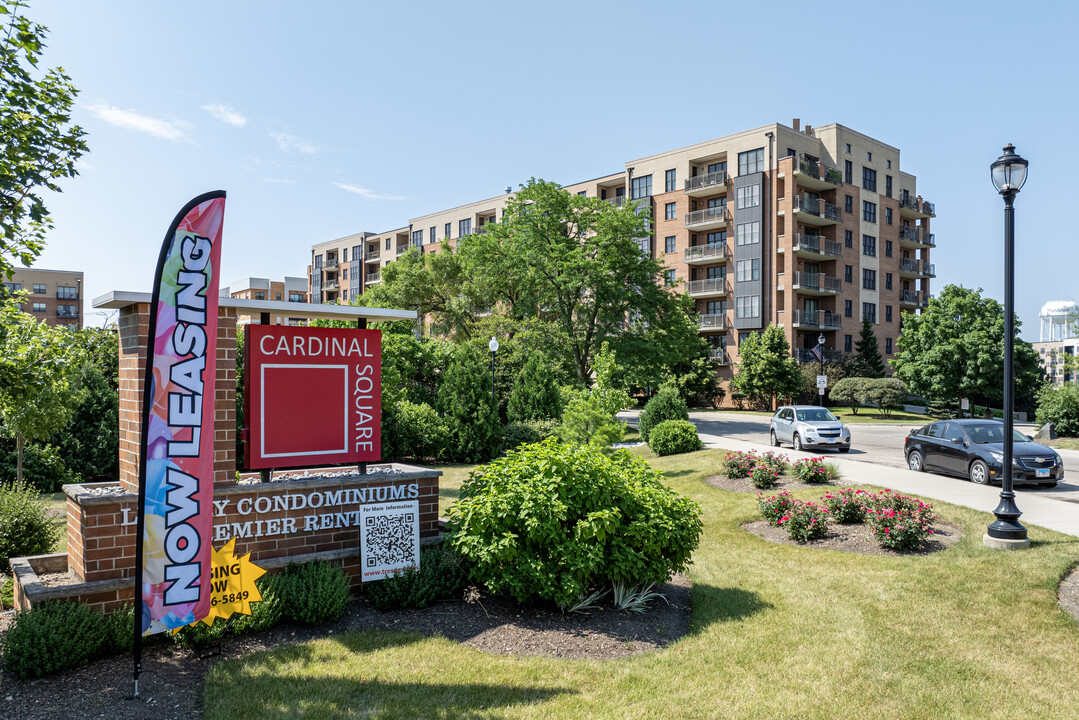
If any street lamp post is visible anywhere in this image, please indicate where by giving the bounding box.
[488,336,499,416]
[817,332,826,406]
[986,143,1030,548]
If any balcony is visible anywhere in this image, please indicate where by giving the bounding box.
[793,348,842,365]
[792,233,843,259]
[791,271,842,295]
[792,195,842,225]
[323,280,338,290]
[56,306,79,318]
[899,289,928,308]
[794,155,844,191]
[365,250,381,262]
[365,273,381,285]
[683,206,728,231]
[698,314,726,331]
[684,171,729,197]
[687,278,727,298]
[899,226,935,248]
[323,258,339,269]
[899,194,935,219]
[899,258,936,278]
[792,309,842,330]
[684,244,727,265]
[396,244,409,256]
[56,289,79,300]
[709,348,731,365]
[605,195,626,207]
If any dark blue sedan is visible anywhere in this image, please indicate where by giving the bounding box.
[904,419,1063,488]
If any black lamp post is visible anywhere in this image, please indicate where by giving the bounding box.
[817,332,826,406]
[488,336,499,415]
[986,144,1029,546]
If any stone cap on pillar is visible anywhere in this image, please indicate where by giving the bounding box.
[92,290,418,323]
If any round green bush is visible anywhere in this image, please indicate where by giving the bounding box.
[500,421,542,451]
[0,481,61,573]
[447,439,703,609]
[638,387,689,443]
[507,354,563,422]
[395,400,448,461]
[648,420,701,456]
[1036,384,1079,437]
[365,544,469,611]
[0,600,106,678]
[278,560,350,625]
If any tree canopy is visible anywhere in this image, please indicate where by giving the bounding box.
[730,325,802,410]
[854,318,885,378]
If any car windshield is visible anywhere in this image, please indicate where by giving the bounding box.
[965,424,1029,444]
[796,408,837,422]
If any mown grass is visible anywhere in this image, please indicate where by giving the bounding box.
[203,448,1079,720]
[693,406,932,424]
[1049,437,1079,452]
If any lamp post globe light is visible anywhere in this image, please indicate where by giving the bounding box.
[985,144,1031,549]
[488,336,499,414]
[817,332,826,406]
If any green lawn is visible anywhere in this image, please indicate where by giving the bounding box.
[691,406,930,424]
[1049,438,1079,452]
[203,449,1079,720]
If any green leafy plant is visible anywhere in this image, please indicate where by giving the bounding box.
[0,600,106,678]
[436,345,502,463]
[395,400,448,461]
[757,491,796,527]
[749,462,781,489]
[758,451,788,474]
[447,439,702,610]
[637,387,688,443]
[611,581,668,613]
[1036,384,1079,437]
[721,450,758,479]
[278,560,351,625]
[501,421,542,451]
[507,353,563,422]
[171,616,229,651]
[0,480,60,573]
[791,457,840,484]
[821,487,869,524]
[567,587,610,614]
[229,574,284,634]
[555,394,626,450]
[365,544,470,611]
[647,420,701,456]
[863,490,937,550]
[777,500,830,543]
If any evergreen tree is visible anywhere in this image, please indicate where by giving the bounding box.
[854,318,886,378]
[436,345,501,463]
[507,353,562,422]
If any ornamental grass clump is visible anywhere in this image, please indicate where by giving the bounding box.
[777,500,830,543]
[791,457,840,484]
[757,491,796,527]
[864,490,937,550]
[749,462,782,489]
[821,487,869,524]
[721,450,758,479]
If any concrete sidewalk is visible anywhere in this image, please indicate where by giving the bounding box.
[696,431,1079,539]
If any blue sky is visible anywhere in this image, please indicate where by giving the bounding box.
[25,0,1079,339]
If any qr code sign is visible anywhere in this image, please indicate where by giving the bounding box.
[360,501,420,582]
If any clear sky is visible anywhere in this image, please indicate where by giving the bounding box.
[24,0,1079,339]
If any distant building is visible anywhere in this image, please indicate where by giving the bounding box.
[1033,300,1078,386]
[220,277,309,326]
[2,267,84,329]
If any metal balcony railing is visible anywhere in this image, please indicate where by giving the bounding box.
[684,244,726,262]
[793,195,842,221]
[606,195,626,207]
[792,309,842,329]
[56,306,79,318]
[685,171,728,193]
[792,233,843,258]
[683,206,727,228]
[793,348,842,364]
[709,348,731,364]
[687,278,727,296]
[365,273,381,284]
[792,271,842,294]
[56,289,79,300]
[795,156,844,186]
[323,280,338,290]
[324,259,338,269]
[899,195,934,215]
[698,313,726,330]
[365,250,380,261]
[899,289,925,305]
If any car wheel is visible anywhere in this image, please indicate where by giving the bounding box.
[793,434,803,451]
[907,450,925,473]
[969,459,990,485]
[769,430,780,447]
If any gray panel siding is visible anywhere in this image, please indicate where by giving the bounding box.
[732,172,764,331]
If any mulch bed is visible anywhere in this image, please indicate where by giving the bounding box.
[1059,566,1079,625]
[0,575,690,720]
[705,473,837,493]
[742,519,964,556]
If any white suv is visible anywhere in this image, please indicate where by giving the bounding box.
[769,405,851,452]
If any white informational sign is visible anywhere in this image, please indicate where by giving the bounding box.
[359,500,420,582]
[818,387,825,396]
[816,375,828,389]
[961,398,970,410]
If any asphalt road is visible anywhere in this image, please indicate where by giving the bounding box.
[682,410,1079,504]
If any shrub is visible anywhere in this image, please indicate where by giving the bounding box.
[447,439,703,609]
[501,421,542,451]
[0,481,61,573]
[229,574,284,635]
[278,560,351,625]
[863,378,909,418]
[777,500,830,543]
[821,487,869,524]
[366,544,470,611]
[507,354,563,422]
[171,616,229,651]
[395,400,448,461]
[0,442,73,493]
[648,420,701,456]
[829,377,871,415]
[555,394,625,450]
[101,604,134,655]
[749,462,781,489]
[436,345,502,463]
[758,451,788,475]
[637,388,688,443]
[791,457,840,484]
[721,450,757,479]
[863,490,936,550]
[0,600,106,678]
[757,491,796,526]
[1036,384,1079,437]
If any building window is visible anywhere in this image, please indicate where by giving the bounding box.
[863,201,877,223]
[341,268,347,280]
[885,175,893,198]
[665,202,676,220]
[735,259,760,282]
[735,221,760,245]
[276,292,282,301]
[665,269,676,287]
[289,292,304,302]
[862,235,876,256]
[886,337,893,354]
[255,291,265,300]
[343,248,349,262]
[887,160,892,169]
[844,160,853,184]
[736,184,760,209]
[631,174,652,199]
[32,302,46,312]
[862,167,877,192]
[885,207,893,225]
[735,296,760,319]
[32,283,46,294]
[707,230,726,245]
[429,227,436,243]
[738,148,764,175]
[867,151,872,161]
[844,334,853,353]
[385,238,391,250]
[577,190,586,197]
[886,305,893,322]
[844,299,853,318]
[862,269,877,290]
[885,273,893,290]
[459,219,471,237]
[845,230,853,248]
[665,168,677,192]
[3,282,21,292]
[706,266,725,281]
[844,194,853,213]
[845,143,852,154]
[845,265,853,283]
[708,161,727,175]
[665,236,676,253]
[57,286,78,299]
[444,222,451,238]
[412,229,423,246]
[863,302,877,323]
[885,240,893,257]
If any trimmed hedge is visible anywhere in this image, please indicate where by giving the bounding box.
[648,420,701,456]
[637,388,689,443]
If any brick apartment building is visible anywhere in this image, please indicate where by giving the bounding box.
[308,120,935,384]
[2,267,84,328]
[221,276,310,326]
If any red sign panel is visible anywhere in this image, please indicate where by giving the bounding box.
[245,326,381,469]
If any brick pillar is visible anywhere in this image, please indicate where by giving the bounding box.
[215,307,238,485]
[117,303,150,493]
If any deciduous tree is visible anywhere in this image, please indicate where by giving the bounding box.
[730,325,803,410]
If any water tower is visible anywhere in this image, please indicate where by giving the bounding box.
[1040,300,1079,342]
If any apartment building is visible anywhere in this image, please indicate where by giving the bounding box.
[2,267,84,328]
[1033,300,1078,386]
[308,120,935,383]
[221,276,309,326]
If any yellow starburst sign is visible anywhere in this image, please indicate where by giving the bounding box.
[193,538,267,627]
